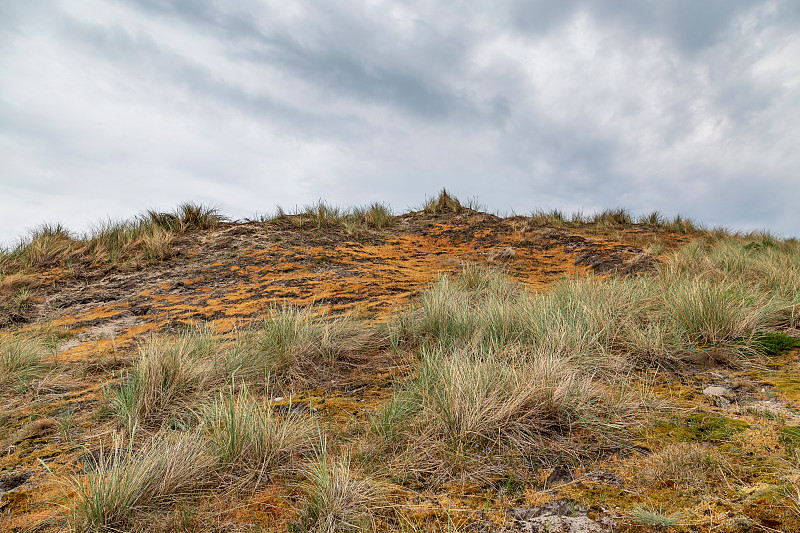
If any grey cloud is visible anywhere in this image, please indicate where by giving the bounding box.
[58,15,369,141]
[510,0,582,34]
[122,0,475,121]
[1,0,799,247]
[512,0,759,54]
[244,40,454,119]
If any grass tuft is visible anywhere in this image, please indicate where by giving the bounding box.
[423,189,464,215]
[241,305,382,386]
[634,442,732,490]
[71,431,213,532]
[0,203,224,275]
[629,506,683,528]
[0,223,74,272]
[592,208,633,227]
[202,385,316,487]
[146,202,226,232]
[109,328,227,429]
[347,203,395,232]
[300,452,380,533]
[378,345,618,483]
[0,331,52,394]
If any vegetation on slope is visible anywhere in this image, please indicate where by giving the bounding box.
[0,203,225,275]
[0,191,798,532]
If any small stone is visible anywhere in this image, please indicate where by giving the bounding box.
[702,386,731,398]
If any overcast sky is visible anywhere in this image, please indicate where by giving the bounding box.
[2,0,798,247]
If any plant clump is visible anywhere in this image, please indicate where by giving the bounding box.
[0,331,52,395]
[202,385,316,488]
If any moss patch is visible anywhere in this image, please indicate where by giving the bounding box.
[655,413,750,443]
[779,425,800,456]
[755,332,800,356]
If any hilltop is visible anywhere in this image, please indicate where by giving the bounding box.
[1,192,798,532]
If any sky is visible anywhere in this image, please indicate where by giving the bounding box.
[1,0,799,247]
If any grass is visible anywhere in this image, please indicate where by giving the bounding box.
[4,194,800,531]
[375,345,621,484]
[71,431,213,532]
[0,203,225,274]
[57,405,76,441]
[398,235,798,371]
[240,305,383,386]
[145,202,225,232]
[0,223,74,272]
[0,284,36,326]
[109,328,229,429]
[0,331,52,394]
[269,201,396,234]
[109,310,382,430]
[634,442,733,490]
[422,189,465,215]
[663,278,778,350]
[202,385,316,488]
[629,506,683,528]
[525,206,705,234]
[372,244,798,486]
[299,451,380,533]
[346,203,395,232]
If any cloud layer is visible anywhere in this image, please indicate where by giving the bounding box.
[2,0,798,246]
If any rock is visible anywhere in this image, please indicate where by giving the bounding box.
[0,470,33,493]
[585,470,623,486]
[509,500,608,532]
[702,386,736,407]
[0,470,35,513]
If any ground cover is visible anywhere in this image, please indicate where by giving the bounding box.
[1,192,798,532]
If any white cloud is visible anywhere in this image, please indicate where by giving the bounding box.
[1,0,798,248]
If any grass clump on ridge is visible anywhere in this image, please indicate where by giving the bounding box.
[345,202,394,232]
[0,202,226,274]
[526,206,703,234]
[270,200,395,233]
[421,188,485,214]
[145,202,224,233]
